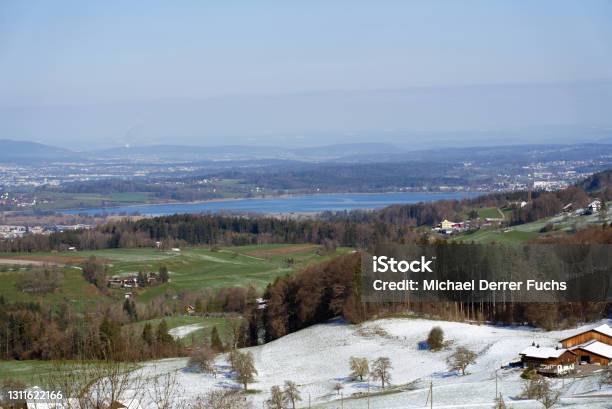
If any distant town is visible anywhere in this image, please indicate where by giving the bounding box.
[0,142,610,214]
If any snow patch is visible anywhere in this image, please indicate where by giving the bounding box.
[168,324,204,339]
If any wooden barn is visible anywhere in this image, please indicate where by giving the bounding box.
[570,340,612,366]
[519,344,577,375]
[559,324,612,348]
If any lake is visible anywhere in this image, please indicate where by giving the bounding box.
[62,192,482,216]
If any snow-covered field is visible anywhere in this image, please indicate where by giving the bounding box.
[136,318,612,408]
[168,324,204,340]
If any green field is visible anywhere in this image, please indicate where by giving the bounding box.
[0,265,108,310]
[458,206,506,222]
[453,227,538,244]
[34,191,156,211]
[0,360,66,383]
[476,207,504,219]
[0,360,138,385]
[0,244,349,307]
[453,203,611,244]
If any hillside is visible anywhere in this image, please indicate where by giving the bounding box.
[579,169,612,193]
[0,139,75,162]
[133,317,612,408]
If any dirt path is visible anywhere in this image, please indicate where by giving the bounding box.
[244,244,318,257]
[0,258,49,266]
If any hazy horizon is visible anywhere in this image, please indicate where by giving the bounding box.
[1,1,611,149]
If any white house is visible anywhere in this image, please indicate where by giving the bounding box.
[588,200,602,213]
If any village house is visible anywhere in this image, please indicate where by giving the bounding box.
[0,225,27,239]
[559,324,612,366]
[185,304,196,315]
[519,324,612,375]
[434,219,467,234]
[559,324,612,348]
[570,340,612,366]
[255,297,268,310]
[587,199,602,214]
[519,344,577,375]
[107,276,139,289]
[561,202,574,213]
[108,278,123,289]
[440,219,454,230]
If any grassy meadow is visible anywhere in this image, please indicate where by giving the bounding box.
[0,243,349,308]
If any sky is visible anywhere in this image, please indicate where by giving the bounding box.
[0,0,611,148]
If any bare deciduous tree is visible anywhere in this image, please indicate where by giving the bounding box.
[333,383,344,395]
[233,351,257,391]
[283,381,301,409]
[41,361,145,409]
[148,371,184,409]
[224,318,246,350]
[447,346,477,375]
[190,390,252,409]
[188,347,217,376]
[370,357,392,389]
[521,375,560,409]
[599,368,612,389]
[265,385,288,409]
[349,357,369,381]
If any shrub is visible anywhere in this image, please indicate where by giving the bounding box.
[188,347,217,375]
[427,326,444,350]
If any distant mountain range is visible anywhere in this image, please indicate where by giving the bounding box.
[1,138,612,165]
[0,139,406,163]
[0,139,74,162]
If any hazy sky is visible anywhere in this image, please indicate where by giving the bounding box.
[1,1,611,148]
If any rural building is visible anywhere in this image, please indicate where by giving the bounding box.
[107,276,139,289]
[147,274,159,285]
[559,324,612,348]
[519,344,576,375]
[185,305,196,315]
[587,199,602,213]
[108,278,123,288]
[440,219,454,230]
[570,340,612,365]
[509,200,528,209]
[255,297,268,310]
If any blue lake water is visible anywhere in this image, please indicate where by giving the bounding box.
[62,192,482,216]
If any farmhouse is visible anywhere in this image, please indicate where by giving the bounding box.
[519,344,576,375]
[255,297,268,310]
[570,340,612,365]
[559,324,612,348]
[435,219,466,234]
[587,199,602,213]
[561,202,574,213]
[440,219,454,230]
[107,276,139,289]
